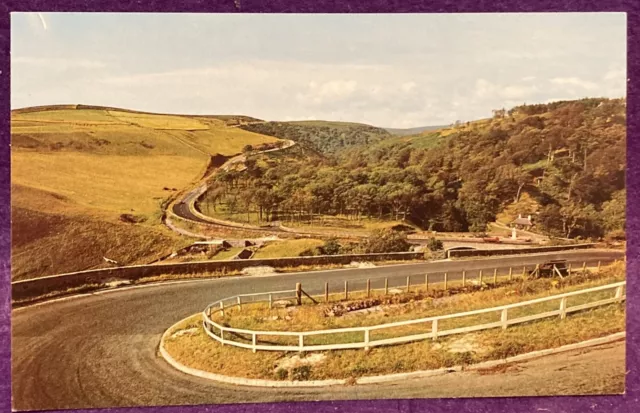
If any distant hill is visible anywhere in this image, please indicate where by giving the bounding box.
[12,104,264,125]
[10,105,281,280]
[384,125,448,136]
[239,120,392,154]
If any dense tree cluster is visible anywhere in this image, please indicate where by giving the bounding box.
[240,121,391,154]
[202,98,625,240]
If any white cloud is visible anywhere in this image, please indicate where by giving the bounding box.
[501,85,538,99]
[10,13,627,128]
[603,68,625,81]
[306,79,358,102]
[549,77,598,90]
[13,56,107,70]
[401,82,417,93]
[95,60,445,126]
[475,79,538,100]
[475,79,495,98]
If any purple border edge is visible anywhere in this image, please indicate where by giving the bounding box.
[0,1,638,412]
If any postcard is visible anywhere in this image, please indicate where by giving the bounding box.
[9,12,627,410]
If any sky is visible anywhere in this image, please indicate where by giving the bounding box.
[11,13,627,128]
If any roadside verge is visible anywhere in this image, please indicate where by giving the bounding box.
[158,315,625,388]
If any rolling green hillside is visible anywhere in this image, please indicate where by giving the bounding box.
[205,98,626,241]
[11,105,281,280]
[239,120,392,154]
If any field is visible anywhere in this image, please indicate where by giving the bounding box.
[107,110,210,130]
[11,105,281,280]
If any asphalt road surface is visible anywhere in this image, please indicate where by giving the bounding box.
[12,250,624,410]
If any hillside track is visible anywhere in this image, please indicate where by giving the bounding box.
[12,250,624,410]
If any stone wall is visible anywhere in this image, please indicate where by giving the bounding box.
[12,252,424,302]
[447,243,595,258]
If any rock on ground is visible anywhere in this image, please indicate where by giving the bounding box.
[275,353,327,371]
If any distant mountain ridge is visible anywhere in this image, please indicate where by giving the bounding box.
[12,104,264,124]
[384,125,448,136]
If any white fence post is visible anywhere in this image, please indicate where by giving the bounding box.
[252,333,257,353]
[615,285,624,302]
[269,294,273,309]
[462,271,466,286]
[559,297,567,319]
[299,334,304,351]
[220,301,225,317]
[509,267,513,280]
[432,319,438,340]
[364,329,370,351]
[501,308,508,329]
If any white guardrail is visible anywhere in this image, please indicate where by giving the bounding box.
[201,280,626,353]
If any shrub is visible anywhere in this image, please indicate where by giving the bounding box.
[390,224,415,233]
[364,228,410,253]
[349,363,371,376]
[291,365,312,381]
[605,229,626,241]
[322,238,342,255]
[426,237,444,251]
[274,368,288,380]
[487,339,527,359]
[452,351,476,366]
[338,242,363,254]
[391,360,406,372]
[119,213,147,224]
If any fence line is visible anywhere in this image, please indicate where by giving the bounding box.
[201,263,624,353]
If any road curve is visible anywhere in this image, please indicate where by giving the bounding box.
[12,250,624,410]
[169,140,296,231]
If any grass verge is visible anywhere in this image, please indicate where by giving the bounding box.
[252,239,325,259]
[162,263,625,381]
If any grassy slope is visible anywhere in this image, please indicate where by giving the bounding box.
[11,106,280,280]
[252,239,325,259]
